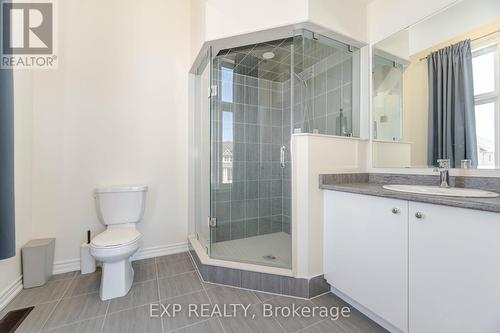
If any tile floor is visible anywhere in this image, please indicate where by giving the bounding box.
[0,252,387,333]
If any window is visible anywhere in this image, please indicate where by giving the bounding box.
[221,111,233,184]
[473,42,499,168]
[221,66,234,103]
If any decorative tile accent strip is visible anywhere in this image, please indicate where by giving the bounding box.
[319,173,368,186]
[453,176,500,193]
[368,173,438,186]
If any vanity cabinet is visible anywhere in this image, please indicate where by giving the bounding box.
[324,191,500,333]
[324,191,408,332]
[409,202,500,333]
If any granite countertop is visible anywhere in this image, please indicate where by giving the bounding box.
[319,173,500,213]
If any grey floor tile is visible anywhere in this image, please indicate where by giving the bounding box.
[102,304,162,333]
[200,280,219,291]
[311,293,385,333]
[158,272,203,300]
[1,253,387,333]
[170,318,224,333]
[155,252,190,264]
[42,316,105,333]
[219,303,285,333]
[49,271,78,282]
[264,296,322,332]
[43,292,109,330]
[161,290,211,332]
[190,268,213,290]
[132,258,156,266]
[309,293,386,332]
[108,279,159,314]
[337,310,388,333]
[310,293,349,308]
[299,318,347,333]
[205,286,260,313]
[133,263,157,283]
[252,291,275,303]
[0,301,58,333]
[157,257,195,279]
[7,279,72,308]
[64,272,101,298]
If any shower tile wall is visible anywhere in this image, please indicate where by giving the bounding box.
[212,70,291,242]
[291,52,355,136]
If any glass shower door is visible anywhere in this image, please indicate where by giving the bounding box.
[194,48,211,253]
[208,39,293,269]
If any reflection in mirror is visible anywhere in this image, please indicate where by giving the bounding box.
[372,52,407,142]
[372,0,500,169]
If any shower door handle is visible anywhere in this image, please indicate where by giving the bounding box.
[280,146,286,169]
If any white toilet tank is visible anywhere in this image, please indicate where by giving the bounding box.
[94,185,148,225]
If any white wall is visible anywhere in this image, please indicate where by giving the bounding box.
[29,0,191,265]
[204,0,308,41]
[367,0,459,43]
[372,141,411,168]
[0,71,34,309]
[408,0,500,54]
[308,0,368,43]
[190,0,207,65]
[374,29,410,60]
[190,0,370,67]
[292,134,368,278]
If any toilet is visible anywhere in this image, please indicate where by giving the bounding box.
[90,185,148,300]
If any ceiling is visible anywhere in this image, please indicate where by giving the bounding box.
[216,38,293,82]
[215,36,342,82]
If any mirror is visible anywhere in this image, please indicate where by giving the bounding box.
[372,0,500,169]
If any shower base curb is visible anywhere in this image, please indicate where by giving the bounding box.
[188,236,329,299]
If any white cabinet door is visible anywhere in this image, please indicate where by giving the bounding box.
[324,191,408,331]
[409,202,500,333]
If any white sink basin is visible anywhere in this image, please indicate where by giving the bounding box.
[383,184,499,198]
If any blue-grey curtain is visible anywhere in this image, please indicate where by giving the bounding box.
[427,39,477,168]
[0,65,15,260]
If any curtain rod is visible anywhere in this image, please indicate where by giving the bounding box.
[418,28,500,61]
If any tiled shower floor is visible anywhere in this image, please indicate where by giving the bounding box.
[211,232,292,269]
[0,251,386,333]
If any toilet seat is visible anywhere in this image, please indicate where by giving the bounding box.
[91,227,141,249]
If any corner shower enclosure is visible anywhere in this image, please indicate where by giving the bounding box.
[193,30,360,269]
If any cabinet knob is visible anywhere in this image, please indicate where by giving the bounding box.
[415,212,424,219]
[391,208,400,214]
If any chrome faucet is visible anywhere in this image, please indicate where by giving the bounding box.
[437,159,450,188]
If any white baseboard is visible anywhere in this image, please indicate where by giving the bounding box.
[0,276,23,312]
[132,242,189,261]
[52,258,81,275]
[52,241,189,275]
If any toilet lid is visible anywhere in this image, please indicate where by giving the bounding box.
[91,228,141,248]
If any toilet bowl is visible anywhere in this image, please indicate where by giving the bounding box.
[90,185,147,300]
